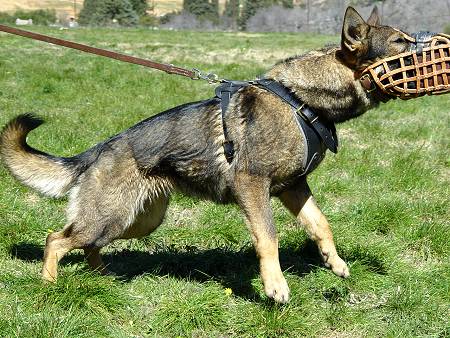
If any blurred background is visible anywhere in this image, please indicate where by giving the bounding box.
[1,0,449,35]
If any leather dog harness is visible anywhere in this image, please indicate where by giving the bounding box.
[215,79,338,174]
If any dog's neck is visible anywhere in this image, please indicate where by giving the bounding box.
[265,47,384,123]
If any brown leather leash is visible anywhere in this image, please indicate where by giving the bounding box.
[0,24,221,83]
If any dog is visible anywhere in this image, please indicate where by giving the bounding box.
[0,7,413,303]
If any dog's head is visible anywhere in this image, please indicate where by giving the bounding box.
[340,6,411,71]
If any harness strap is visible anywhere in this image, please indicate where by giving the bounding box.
[215,81,250,162]
[215,79,338,173]
[255,79,338,153]
[359,73,395,103]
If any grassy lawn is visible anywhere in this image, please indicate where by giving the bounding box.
[0,27,449,337]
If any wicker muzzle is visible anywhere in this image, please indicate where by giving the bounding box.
[360,32,450,100]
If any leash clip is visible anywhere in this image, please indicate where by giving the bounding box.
[192,68,221,84]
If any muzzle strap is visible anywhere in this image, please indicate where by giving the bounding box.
[410,31,435,53]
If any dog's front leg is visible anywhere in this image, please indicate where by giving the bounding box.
[279,180,350,278]
[235,173,289,303]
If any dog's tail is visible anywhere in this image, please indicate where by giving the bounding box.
[0,114,96,198]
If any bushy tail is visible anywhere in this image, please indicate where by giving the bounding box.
[0,114,81,198]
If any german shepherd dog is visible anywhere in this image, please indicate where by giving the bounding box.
[0,7,412,303]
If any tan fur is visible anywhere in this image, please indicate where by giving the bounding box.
[279,184,349,278]
[234,172,289,303]
[0,118,75,197]
[267,49,372,113]
[121,195,169,239]
[42,231,72,282]
[40,148,175,282]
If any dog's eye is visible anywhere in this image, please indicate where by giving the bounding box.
[393,37,406,43]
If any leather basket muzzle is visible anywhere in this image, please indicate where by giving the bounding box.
[360,32,450,100]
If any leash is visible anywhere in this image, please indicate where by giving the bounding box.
[0,24,221,83]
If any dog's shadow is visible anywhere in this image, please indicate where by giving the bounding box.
[10,241,333,300]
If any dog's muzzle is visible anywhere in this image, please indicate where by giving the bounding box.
[360,32,450,100]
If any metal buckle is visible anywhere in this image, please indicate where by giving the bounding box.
[295,104,319,123]
[294,103,305,115]
[360,73,377,93]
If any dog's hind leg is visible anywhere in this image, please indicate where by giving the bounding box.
[279,180,350,278]
[235,173,290,303]
[42,229,78,282]
[42,150,167,281]
[84,247,109,275]
[42,218,119,282]
[81,194,169,275]
[42,219,114,282]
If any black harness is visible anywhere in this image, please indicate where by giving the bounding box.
[215,79,338,176]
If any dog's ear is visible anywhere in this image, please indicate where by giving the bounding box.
[341,7,370,65]
[367,6,381,26]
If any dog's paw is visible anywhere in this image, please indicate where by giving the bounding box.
[264,275,290,304]
[42,275,57,283]
[41,269,57,283]
[324,254,350,278]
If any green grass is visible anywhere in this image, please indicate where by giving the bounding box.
[0,27,449,337]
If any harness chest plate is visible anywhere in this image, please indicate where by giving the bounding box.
[215,79,338,176]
